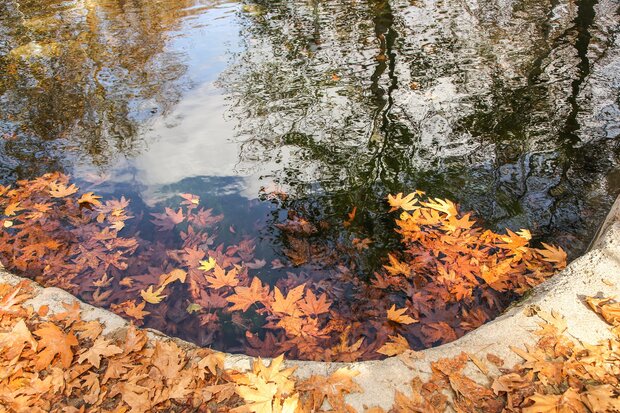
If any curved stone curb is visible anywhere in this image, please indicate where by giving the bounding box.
[1,218,619,411]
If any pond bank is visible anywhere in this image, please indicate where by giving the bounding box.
[2,194,619,411]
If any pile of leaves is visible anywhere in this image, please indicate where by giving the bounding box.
[1,280,619,412]
[0,280,360,412]
[384,296,620,413]
[0,173,567,361]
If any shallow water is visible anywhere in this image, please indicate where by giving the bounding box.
[1,0,619,352]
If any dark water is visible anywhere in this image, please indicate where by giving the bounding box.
[1,0,619,338]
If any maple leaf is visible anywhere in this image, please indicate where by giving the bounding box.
[522,394,562,413]
[159,268,187,287]
[343,206,357,227]
[140,285,167,304]
[517,229,532,240]
[205,264,240,289]
[77,192,102,208]
[384,253,412,277]
[421,322,457,345]
[581,385,618,413]
[33,322,78,370]
[0,283,31,313]
[535,243,567,269]
[4,201,23,216]
[197,351,225,377]
[387,305,418,325]
[387,192,418,212]
[585,297,620,326]
[77,337,123,368]
[443,213,475,232]
[393,377,446,413]
[199,257,217,272]
[352,237,372,251]
[377,334,410,356]
[298,290,331,316]
[491,372,529,394]
[0,319,37,360]
[73,320,103,341]
[180,193,200,205]
[233,377,278,413]
[232,355,297,413]
[298,367,361,412]
[252,355,296,393]
[151,340,185,380]
[420,197,458,217]
[52,301,82,326]
[228,277,269,312]
[49,182,78,198]
[271,285,305,316]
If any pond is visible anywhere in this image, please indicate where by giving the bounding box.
[1,0,619,360]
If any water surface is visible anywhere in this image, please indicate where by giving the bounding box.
[1,0,619,350]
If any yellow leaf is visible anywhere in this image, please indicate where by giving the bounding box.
[387,305,418,325]
[387,192,419,212]
[140,285,166,304]
[420,197,458,217]
[199,257,217,272]
[377,334,410,356]
[536,243,567,269]
[159,269,187,288]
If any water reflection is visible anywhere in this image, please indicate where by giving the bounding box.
[0,0,619,258]
[223,0,620,255]
[0,0,231,179]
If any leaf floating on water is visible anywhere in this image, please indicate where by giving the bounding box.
[199,257,217,272]
[227,277,269,312]
[78,192,102,208]
[387,192,419,212]
[140,285,167,304]
[159,268,187,287]
[535,243,567,269]
[48,182,78,198]
[205,265,240,290]
[387,305,418,325]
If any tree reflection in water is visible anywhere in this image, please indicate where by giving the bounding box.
[223,0,620,257]
[0,0,619,270]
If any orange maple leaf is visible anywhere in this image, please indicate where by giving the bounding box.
[387,192,419,212]
[123,300,150,321]
[384,254,412,277]
[33,322,78,370]
[77,337,123,368]
[227,277,269,312]
[377,334,411,356]
[535,243,567,269]
[387,305,418,325]
[271,285,305,316]
[205,265,239,290]
[140,285,166,304]
[298,290,331,316]
[77,192,102,208]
